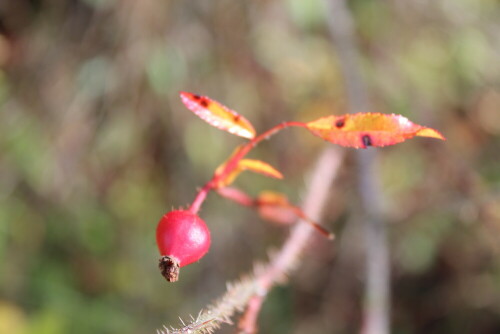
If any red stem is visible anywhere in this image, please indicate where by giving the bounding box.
[189,183,212,214]
[189,121,307,214]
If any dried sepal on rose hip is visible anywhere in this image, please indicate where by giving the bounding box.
[156,210,211,282]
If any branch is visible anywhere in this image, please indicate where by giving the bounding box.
[323,1,390,334]
[157,147,343,334]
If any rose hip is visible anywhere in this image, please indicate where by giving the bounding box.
[156,210,211,282]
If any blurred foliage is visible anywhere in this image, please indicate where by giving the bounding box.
[0,0,499,333]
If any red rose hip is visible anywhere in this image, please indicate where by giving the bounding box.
[156,210,211,282]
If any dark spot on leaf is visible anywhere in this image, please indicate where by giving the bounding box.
[335,118,345,128]
[233,115,241,122]
[362,134,372,147]
[193,94,201,100]
[199,99,209,108]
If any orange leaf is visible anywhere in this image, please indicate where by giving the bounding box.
[215,169,241,189]
[214,156,283,189]
[256,191,290,206]
[214,145,244,175]
[180,92,256,139]
[306,113,445,149]
[256,191,295,224]
[238,159,284,180]
[213,146,243,188]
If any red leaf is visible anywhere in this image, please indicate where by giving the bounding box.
[216,187,254,207]
[216,188,334,239]
[306,113,445,148]
[180,92,256,139]
[256,191,334,239]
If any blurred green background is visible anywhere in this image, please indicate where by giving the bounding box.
[0,0,499,333]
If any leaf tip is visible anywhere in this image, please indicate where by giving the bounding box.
[179,91,193,100]
[416,128,446,140]
[239,128,256,140]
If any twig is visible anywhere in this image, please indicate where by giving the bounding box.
[157,147,343,334]
[323,1,390,334]
[238,295,264,334]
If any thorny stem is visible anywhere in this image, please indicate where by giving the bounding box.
[237,147,342,333]
[158,147,343,334]
[189,121,307,214]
